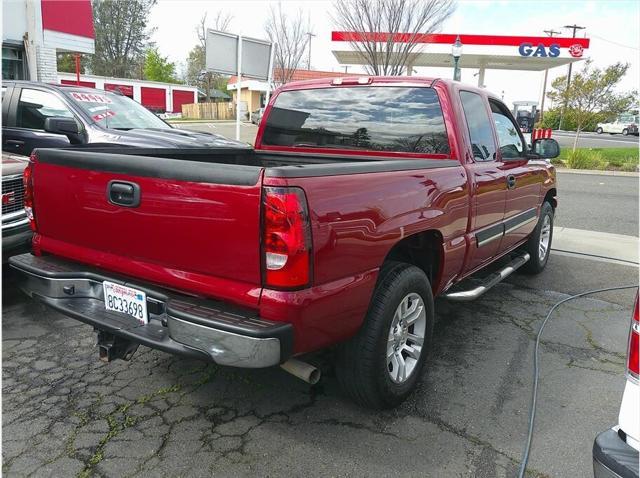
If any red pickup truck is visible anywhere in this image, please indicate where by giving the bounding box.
[10,77,559,408]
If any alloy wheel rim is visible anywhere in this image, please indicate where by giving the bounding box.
[539,214,551,261]
[387,292,426,384]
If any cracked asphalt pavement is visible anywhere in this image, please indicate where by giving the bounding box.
[2,257,637,477]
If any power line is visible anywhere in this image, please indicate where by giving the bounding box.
[591,33,639,50]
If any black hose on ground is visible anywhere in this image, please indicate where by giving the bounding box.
[517,284,638,478]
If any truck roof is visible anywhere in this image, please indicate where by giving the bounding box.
[275,76,497,99]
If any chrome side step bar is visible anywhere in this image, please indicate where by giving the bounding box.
[443,253,530,302]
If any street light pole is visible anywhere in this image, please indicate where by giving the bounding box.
[451,35,462,82]
[305,31,315,70]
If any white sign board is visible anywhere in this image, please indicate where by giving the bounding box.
[205,30,272,81]
[205,30,274,140]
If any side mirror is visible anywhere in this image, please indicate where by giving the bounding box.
[531,138,560,159]
[44,116,81,136]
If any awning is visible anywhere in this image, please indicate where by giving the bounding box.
[332,50,583,72]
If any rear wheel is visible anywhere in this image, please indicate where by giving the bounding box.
[622,128,629,136]
[336,263,434,409]
[596,127,603,134]
[521,201,554,274]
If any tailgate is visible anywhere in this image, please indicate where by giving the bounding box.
[32,149,264,304]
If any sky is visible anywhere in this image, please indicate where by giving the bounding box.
[150,0,640,109]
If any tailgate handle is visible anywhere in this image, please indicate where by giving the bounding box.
[108,181,140,207]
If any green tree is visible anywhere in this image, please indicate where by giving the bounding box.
[90,0,157,78]
[143,48,177,82]
[547,60,636,151]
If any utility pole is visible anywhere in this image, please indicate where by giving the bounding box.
[559,24,586,130]
[305,31,315,70]
[540,28,561,121]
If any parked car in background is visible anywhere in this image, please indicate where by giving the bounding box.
[2,81,248,156]
[596,114,639,136]
[593,290,640,478]
[2,152,30,259]
[251,107,264,125]
[10,77,560,409]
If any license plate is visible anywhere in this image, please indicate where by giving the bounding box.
[103,281,148,325]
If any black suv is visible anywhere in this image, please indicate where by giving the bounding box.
[2,81,247,156]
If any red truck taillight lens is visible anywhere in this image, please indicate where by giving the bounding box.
[628,291,639,379]
[262,187,312,289]
[23,158,36,231]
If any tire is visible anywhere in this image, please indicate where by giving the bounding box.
[521,201,554,275]
[336,262,434,409]
[622,128,629,136]
[596,127,603,134]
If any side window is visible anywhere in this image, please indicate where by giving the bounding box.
[490,100,524,159]
[16,88,74,130]
[460,91,496,162]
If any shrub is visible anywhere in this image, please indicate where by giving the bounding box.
[565,149,607,170]
[621,162,638,172]
[537,108,609,132]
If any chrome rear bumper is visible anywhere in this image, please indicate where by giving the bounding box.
[9,253,292,368]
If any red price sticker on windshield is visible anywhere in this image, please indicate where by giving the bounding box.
[92,110,116,121]
[71,92,112,104]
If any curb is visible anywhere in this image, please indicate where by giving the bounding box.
[552,227,639,264]
[556,168,639,177]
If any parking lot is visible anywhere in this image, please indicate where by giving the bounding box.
[3,256,637,477]
[4,122,639,477]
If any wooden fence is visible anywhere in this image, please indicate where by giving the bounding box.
[181,102,235,120]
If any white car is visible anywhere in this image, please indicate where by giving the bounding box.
[592,291,640,477]
[596,115,639,136]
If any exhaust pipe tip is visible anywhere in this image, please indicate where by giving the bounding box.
[280,358,321,385]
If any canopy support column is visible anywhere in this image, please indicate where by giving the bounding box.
[477,66,485,88]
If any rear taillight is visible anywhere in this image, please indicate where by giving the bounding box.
[627,291,639,380]
[23,155,36,231]
[262,187,312,289]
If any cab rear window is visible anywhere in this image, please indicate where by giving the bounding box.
[261,86,450,155]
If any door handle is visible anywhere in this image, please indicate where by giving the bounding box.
[107,181,140,207]
[5,140,25,149]
[506,175,517,189]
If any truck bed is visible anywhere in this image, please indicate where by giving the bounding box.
[29,146,461,311]
[56,146,458,175]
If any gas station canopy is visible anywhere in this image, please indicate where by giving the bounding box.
[331,32,590,83]
[332,50,583,72]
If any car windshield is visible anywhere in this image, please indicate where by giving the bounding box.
[66,90,170,130]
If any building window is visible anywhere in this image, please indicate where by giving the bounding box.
[2,46,26,80]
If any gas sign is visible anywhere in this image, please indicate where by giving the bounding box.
[518,43,561,58]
